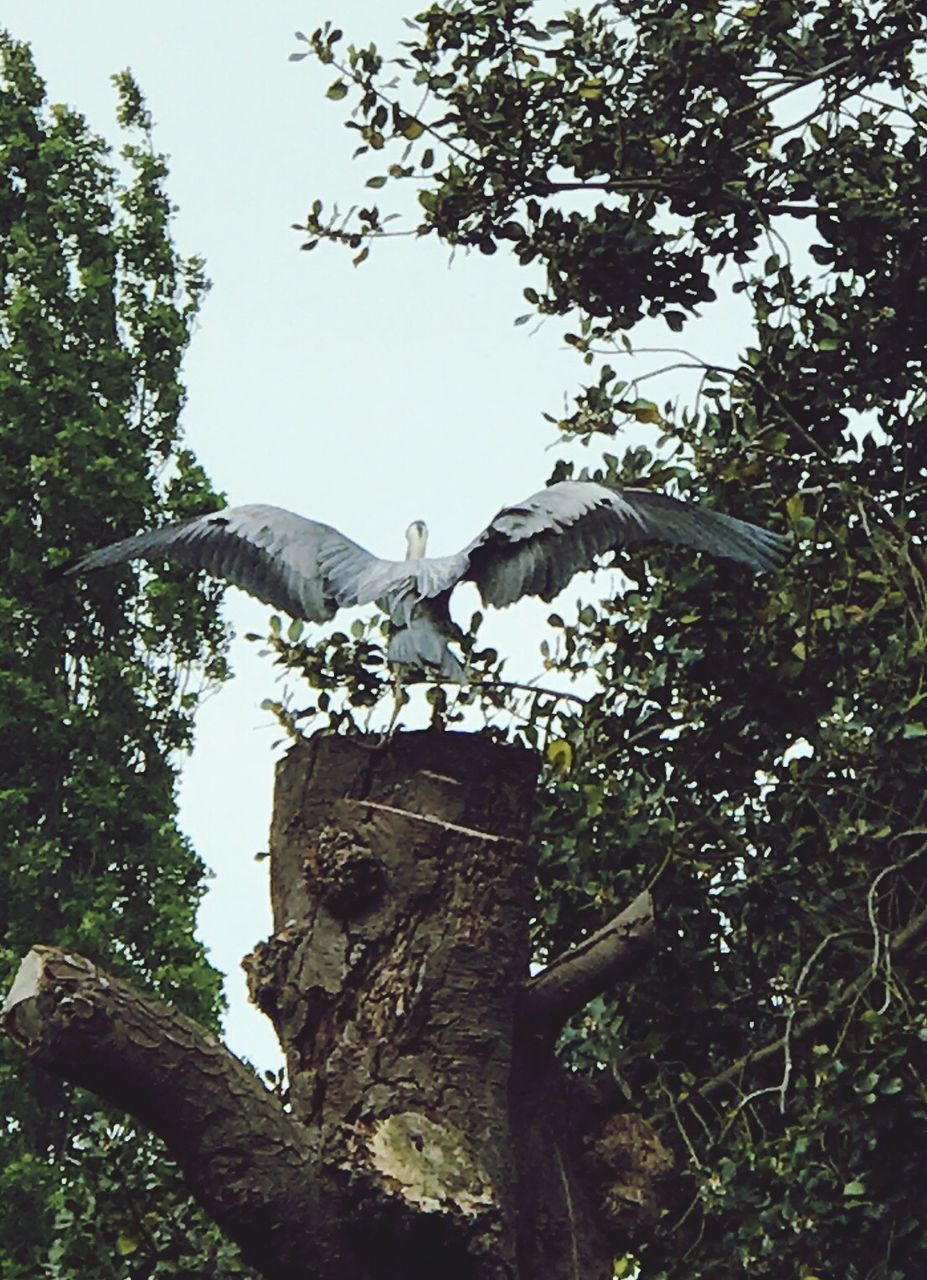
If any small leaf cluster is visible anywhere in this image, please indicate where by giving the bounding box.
[38,1114,251,1280]
[252,607,582,747]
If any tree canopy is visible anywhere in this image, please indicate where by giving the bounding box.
[285,3,927,1276]
[0,34,251,1278]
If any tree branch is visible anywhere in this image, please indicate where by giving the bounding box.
[696,897,927,1103]
[1,946,322,1280]
[520,891,655,1041]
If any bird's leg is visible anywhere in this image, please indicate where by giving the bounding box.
[384,673,407,740]
[357,670,408,752]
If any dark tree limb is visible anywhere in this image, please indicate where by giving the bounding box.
[519,891,655,1043]
[1,946,322,1280]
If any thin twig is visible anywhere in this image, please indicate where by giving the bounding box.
[698,900,927,1102]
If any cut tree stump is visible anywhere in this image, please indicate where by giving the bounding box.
[4,730,673,1280]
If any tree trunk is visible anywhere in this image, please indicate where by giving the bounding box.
[3,730,673,1280]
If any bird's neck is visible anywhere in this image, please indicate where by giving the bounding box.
[405,528,428,560]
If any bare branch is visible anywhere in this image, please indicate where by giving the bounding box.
[520,891,655,1040]
[697,897,927,1103]
[2,946,321,1280]
[345,796,521,843]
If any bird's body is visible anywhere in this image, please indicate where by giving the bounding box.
[65,480,788,680]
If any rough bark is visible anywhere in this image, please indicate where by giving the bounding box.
[1,947,323,1279]
[244,730,540,1276]
[3,729,676,1280]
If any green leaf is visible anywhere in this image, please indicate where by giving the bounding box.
[326,79,348,100]
[578,78,603,100]
[810,121,829,146]
[627,399,662,424]
[546,739,573,773]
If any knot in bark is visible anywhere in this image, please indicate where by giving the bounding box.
[314,826,386,919]
[581,1112,677,1244]
[242,926,301,1018]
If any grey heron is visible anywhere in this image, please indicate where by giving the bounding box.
[65,480,788,682]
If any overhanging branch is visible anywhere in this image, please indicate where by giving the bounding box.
[2,946,322,1280]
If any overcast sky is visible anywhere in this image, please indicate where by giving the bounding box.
[6,2,747,1071]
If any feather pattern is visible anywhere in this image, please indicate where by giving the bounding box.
[65,481,788,679]
[67,505,385,623]
[459,481,788,607]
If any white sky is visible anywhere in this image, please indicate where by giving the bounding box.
[7,2,751,1072]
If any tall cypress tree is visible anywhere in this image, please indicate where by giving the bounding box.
[0,34,247,1277]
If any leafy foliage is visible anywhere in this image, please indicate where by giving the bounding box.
[250,607,582,747]
[293,3,927,1276]
[0,35,252,1278]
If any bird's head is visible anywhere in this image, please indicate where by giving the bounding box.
[405,520,428,561]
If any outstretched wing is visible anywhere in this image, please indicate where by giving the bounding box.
[65,504,397,622]
[457,480,789,608]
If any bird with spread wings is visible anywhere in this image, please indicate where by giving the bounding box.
[65,479,788,683]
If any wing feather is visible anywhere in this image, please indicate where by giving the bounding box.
[66,504,388,623]
[459,481,788,608]
[65,482,789,627]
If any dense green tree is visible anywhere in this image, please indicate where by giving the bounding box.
[0,34,251,1278]
[284,3,927,1276]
